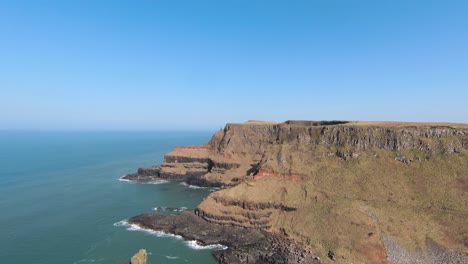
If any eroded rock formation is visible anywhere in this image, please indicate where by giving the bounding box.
[130,249,147,264]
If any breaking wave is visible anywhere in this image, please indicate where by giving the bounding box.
[142,179,169,185]
[113,220,182,239]
[118,176,169,185]
[185,240,228,250]
[114,220,228,251]
[180,182,207,189]
[153,206,188,212]
[118,176,132,182]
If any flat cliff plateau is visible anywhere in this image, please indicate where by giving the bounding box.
[125,120,468,263]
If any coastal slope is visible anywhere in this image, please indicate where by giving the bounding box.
[126,120,468,263]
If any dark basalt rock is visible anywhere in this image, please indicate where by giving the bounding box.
[121,166,161,181]
[128,212,320,264]
[123,164,225,187]
[185,176,223,187]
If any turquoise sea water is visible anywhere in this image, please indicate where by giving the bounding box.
[0,131,219,264]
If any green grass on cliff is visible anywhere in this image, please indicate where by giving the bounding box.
[209,146,468,263]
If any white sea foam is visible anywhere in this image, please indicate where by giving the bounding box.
[118,176,169,185]
[114,220,227,251]
[180,182,207,189]
[113,220,129,227]
[185,240,228,250]
[118,176,132,182]
[113,220,183,239]
[153,206,188,212]
[165,255,180,259]
[143,179,169,185]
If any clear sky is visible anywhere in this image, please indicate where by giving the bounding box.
[1,0,467,130]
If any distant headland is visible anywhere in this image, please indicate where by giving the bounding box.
[123,120,468,263]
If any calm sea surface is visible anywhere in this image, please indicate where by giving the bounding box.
[0,131,219,264]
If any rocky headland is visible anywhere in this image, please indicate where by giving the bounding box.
[125,120,468,263]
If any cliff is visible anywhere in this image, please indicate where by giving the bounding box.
[127,120,468,263]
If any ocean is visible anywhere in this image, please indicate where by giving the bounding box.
[0,131,220,264]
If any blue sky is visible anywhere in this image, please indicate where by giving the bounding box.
[1,0,467,130]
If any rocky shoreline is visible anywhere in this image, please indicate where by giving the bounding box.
[122,165,224,187]
[121,167,162,182]
[129,211,320,264]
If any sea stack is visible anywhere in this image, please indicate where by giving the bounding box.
[130,249,147,264]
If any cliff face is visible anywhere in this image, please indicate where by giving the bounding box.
[211,121,467,155]
[128,121,468,263]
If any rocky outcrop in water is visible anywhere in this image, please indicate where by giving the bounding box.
[122,167,161,181]
[117,249,147,264]
[123,146,243,187]
[130,249,147,264]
